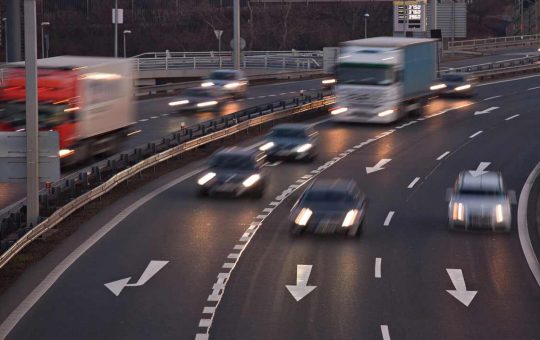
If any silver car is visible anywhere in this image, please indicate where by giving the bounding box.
[202,70,248,98]
[259,124,318,162]
[448,171,511,232]
[432,73,477,98]
[168,87,229,113]
[290,179,367,237]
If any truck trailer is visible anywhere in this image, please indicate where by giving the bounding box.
[331,37,438,123]
[0,56,135,165]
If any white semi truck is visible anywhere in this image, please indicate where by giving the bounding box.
[331,37,438,123]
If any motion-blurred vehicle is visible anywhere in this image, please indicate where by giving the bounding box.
[168,87,229,113]
[259,124,318,162]
[201,70,248,98]
[290,179,366,237]
[321,77,336,90]
[197,147,267,198]
[0,56,135,166]
[448,171,511,232]
[431,73,477,98]
[331,37,438,123]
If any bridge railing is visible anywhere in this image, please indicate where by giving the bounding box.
[449,34,540,51]
[133,50,323,59]
[439,54,540,75]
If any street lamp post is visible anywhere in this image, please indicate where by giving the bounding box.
[123,30,131,58]
[40,21,49,59]
[364,13,370,39]
[2,18,7,62]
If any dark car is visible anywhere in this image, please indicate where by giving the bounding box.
[259,124,318,162]
[290,179,367,237]
[168,87,229,113]
[432,73,477,98]
[197,147,267,198]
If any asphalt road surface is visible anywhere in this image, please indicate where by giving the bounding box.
[1,73,540,339]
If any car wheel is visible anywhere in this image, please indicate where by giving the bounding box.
[290,226,302,237]
[197,188,208,197]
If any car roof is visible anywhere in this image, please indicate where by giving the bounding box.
[308,179,358,193]
[272,123,309,131]
[211,69,239,74]
[214,147,256,157]
[458,171,503,192]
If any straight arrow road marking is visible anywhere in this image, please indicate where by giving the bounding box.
[105,260,169,296]
[469,162,491,177]
[446,269,477,307]
[366,159,392,174]
[286,265,317,302]
[473,106,499,116]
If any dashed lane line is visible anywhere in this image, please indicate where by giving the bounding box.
[506,114,520,121]
[484,95,502,101]
[436,151,450,161]
[469,130,483,139]
[383,211,395,226]
[408,177,420,189]
[375,258,382,278]
[381,325,391,340]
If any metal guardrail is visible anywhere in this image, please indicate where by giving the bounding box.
[449,34,540,51]
[133,51,323,59]
[439,54,540,76]
[0,92,334,269]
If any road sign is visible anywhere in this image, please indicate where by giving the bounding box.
[112,9,124,24]
[214,30,223,40]
[230,38,246,50]
[0,132,60,183]
[394,0,427,33]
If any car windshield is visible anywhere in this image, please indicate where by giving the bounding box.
[458,186,503,196]
[270,128,307,139]
[336,63,394,86]
[0,102,71,128]
[210,71,236,80]
[304,190,355,203]
[442,74,465,82]
[210,154,257,170]
[184,89,211,97]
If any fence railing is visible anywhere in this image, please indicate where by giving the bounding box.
[133,50,323,59]
[439,54,540,76]
[0,91,334,269]
[449,34,540,51]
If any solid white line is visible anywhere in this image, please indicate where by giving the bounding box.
[477,74,540,87]
[484,95,502,101]
[506,114,520,121]
[383,211,395,226]
[517,161,540,287]
[436,151,450,161]
[469,131,483,139]
[528,86,540,91]
[375,258,382,278]
[408,177,420,189]
[381,325,391,340]
[0,168,204,338]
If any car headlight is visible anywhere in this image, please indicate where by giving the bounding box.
[201,81,214,87]
[342,209,359,227]
[331,107,348,115]
[295,208,313,226]
[430,84,447,91]
[452,202,464,221]
[295,143,312,153]
[197,172,216,185]
[377,109,394,117]
[197,101,218,108]
[242,174,261,188]
[455,84,471,91]
[259,141,275,151]
[495,204,504,223]
[169,99,189,106]
[224,82,241,89]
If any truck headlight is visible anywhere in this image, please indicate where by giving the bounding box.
[430,84,447,91]
[243,174,261,188]
[295,143,312,153]
[455,84,471,91]
[295,208,313,226]
[495,204,504,223]
[452,202,464,221]
[197,172,216,185]
[201,81,214,87]
[197,101,218,108]
[58,149,75,158]
[342,209,359,227]
[322,79,336,85]
[169,100,189,106]
[259,142,275,151]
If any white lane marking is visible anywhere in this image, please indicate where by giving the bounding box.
[381,325,391,340]
[0,168,204,338]
[469,130,483,139]
[484,95,502,101]
[375,258,382,278]
[383,211,395,226]
[477,74,540,87]
[195,334,209,340]
[517,161,540,287]
[104,260,169,296]
[233,244,245,250]
[269,201,279,206]
[408,177,420,189]
[257,95,266,99]
[161,113,169,116]
[227,253,240,259]
[246,97,255,100]
[150,116,159,119]
[473,106,499,116]
[139,118,149,122]
[199,319,212,328]
[506,114,520,121]
[256,215,267,219]
[222,263,234,269]
[202,307,215,314]
[446,269,478,307]
[280,92,287,95]
[436,151,450,161]
[269,94,277,97]
[528,86,540,91]
[127,129,142,137]
[263,208,273,213]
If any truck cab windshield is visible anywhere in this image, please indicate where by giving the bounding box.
[336,64,395,86]
[0,102,72,129]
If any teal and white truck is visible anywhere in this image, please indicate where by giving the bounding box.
[331,37,438,123]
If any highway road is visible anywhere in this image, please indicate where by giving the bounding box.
[1,73,540,339]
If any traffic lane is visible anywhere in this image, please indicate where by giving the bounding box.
[210,86,540,338]
[442,47,540,69]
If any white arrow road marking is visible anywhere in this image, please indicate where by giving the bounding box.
[381,325,391,340]
[473,106,499,116]
[469,162,491,177]
[366,159,392,174]
[105,260,169,296]
[446,269,477,307]
[286,265,317,302]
